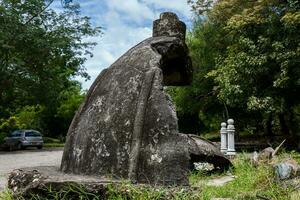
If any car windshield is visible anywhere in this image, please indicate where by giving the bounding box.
[10,130,22,137]
[25,132,41,137]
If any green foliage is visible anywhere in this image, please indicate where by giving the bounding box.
[0,0,99,137]
[56,82,85,122]
[4,182,197,200]
[0,132,7,144]
[206,0,300,136]
[190,154,291,200]
[0,189,14,200]
[43,137,61,143]
[0,104,44,133]
[15,104,45,130]
[0,104,44,143]
[0,117,20,133]
[43,143,64,147]
[179,0,300,137]
[10,184,100,200]
[41,184,101,200]
[106,183,198,200]
[43,137,64,147]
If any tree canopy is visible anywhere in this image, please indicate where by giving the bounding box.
[171,0,300,141]
[0,0,100,138]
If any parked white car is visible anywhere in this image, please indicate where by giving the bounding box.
[3,130,44,150]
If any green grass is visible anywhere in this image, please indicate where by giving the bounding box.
[43,143,64,148]
[190,153,292,200]
[105,182,199,200]
[43,137,64,147]
[43,137,61,143]
[1,153,298,200]
[0,183,197,200]
[0,189,14,200]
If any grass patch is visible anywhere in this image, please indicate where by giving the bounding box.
[43,137,64,147]
[43,137,61,144]
[106,183,198,200]
[43,143,64,148]
[190,153,292,200]
[28,184,101,200]
[1,183,197,200]
[0,189,14,200]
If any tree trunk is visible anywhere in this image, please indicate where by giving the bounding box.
[266,114,273,136]
[288,111,296,135]
[279,113,290,136]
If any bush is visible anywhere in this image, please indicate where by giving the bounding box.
[0,117,20,133]
[190,153,292,199]
[43,137,61,143]
[15,105,44,131]
[0,132,8,144]
[0,105,45,137]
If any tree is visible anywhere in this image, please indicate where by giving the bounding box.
[0,0,100,136]
[55,81,85,135]
[207,0,300,136]
[185,0,300,139]
[168,18,228,135]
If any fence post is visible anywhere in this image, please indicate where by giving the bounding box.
[226,119,236,156]
[220,122,227,154]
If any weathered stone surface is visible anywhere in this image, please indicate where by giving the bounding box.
[187,134,232,170]
[153,12,186,44]
[7,167,196,199]
[258,147,274,160]
[7,166,121,198]
[274,158,300,180]
[60,12,229,186]
[251,140,286,166]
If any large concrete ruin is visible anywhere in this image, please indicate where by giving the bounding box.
[60,12,231,186]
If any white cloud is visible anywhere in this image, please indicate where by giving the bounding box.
[142,0,192,18]
[70,0,192,89]
[106,0,155,24]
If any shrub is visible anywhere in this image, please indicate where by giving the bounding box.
[0,132,8,144]
[0,105,45,137]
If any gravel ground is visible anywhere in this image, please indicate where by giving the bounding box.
[0,148,63,190]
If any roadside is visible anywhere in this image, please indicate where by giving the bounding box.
[0,147,63,190]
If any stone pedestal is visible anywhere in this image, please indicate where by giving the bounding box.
[7,166,121,198]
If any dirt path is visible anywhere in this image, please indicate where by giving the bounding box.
[0,148,63,190]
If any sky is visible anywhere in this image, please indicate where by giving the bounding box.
[53,0,194,89]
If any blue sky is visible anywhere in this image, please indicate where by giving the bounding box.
[53,0,194,89]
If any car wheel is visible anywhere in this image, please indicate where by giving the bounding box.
[37,146,43,149]
[9,145,13,151]
[17,142,22,150]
